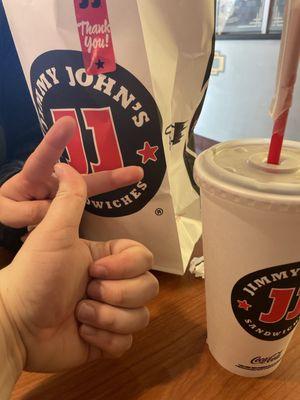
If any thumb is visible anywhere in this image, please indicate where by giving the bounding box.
[39,163,87,236]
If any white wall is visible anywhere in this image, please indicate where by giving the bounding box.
[195,40,300,142]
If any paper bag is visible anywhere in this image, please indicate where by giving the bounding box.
[3,0,215,274]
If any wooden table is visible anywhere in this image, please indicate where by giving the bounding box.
[1,247,299,400]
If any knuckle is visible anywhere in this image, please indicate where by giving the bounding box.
[145,272,159,298]
[135,245,154,269]
[119,239,138,249]
[105,333,116,352]
[99,308,117,331]
[93,281,126,306]
[119,264,128,277]
[135,244,152,255]
[42,224,76,246]
[87,280,102,300]
[144,249,154,268]
[0,199,5,223]
[140,307,150,328]
[109,171,121,188]
[56,190,86,204]
[127,245,154,272]
[113,286,125,306]
[105,334,132,358]
[115,255,129,276]
[26,205,41,223]
[125,334,133,351]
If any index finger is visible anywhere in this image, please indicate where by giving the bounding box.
[22,117,75,183]
[89,241,154,280]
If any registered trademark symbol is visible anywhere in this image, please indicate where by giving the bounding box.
[155,208,164,216]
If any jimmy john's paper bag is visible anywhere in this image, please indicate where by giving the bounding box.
[4,0,215,274]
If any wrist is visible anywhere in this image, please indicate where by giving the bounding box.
[0,268,25,399]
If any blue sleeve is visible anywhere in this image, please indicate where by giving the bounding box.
[0,2,41,248]
[0,1,41,174]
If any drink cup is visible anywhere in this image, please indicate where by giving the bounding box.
[194,139,300,377]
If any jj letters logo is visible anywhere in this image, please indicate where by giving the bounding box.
[30,50,166,217]
[231,262,300,341]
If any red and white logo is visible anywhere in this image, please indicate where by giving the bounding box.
[30,50,166,217]
[231,262,300,341]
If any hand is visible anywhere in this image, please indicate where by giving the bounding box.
[0,163,159,379]
[0,117,142,228]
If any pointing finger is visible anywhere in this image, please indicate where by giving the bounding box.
[22,117,75,183]
[0,196,50,228]
[89,244,154,280]
[84,166,144,198]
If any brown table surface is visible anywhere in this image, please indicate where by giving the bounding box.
[1,247,299,400]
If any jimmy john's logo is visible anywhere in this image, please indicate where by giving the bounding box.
[30,50,165,217]
[231,262,300,341]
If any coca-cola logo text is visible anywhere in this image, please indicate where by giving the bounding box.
[251,351,282,365]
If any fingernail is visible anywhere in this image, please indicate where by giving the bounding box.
[54,163,66,177]
[93,264,107,278]
[81,325,97,336]
[78,303,95,323]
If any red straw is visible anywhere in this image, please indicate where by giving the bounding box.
[267,109,289,165]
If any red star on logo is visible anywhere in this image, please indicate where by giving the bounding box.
[136,141,159,164]
[237,300,252,311]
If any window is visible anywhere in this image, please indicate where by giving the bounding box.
[216,0,285,38]
[269,0,285,32]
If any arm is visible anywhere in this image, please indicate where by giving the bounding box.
[0,163,157,391]
[0,291,24,400]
